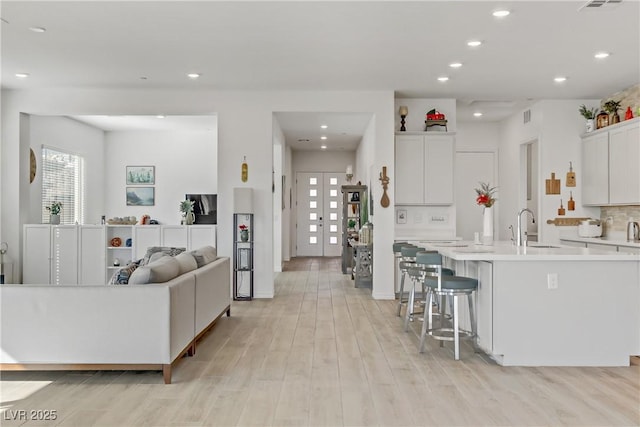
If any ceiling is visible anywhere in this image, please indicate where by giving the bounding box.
[2,0,639,150]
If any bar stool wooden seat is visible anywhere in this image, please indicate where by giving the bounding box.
[417,252,478,360]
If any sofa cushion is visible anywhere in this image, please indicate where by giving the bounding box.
[108,261,140,285]
[129,255,181,284]
[140,246,186,266]
[175,252,198,275]
[190,246,217,268]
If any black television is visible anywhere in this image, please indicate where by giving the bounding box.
[186,194,217,224]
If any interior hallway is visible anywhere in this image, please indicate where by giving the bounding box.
[1,258,638,426]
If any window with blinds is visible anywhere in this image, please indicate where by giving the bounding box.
[41,147,85,224]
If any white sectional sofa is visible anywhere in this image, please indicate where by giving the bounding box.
[0,248,230,384]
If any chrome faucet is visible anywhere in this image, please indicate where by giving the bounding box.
[516,208,536,247]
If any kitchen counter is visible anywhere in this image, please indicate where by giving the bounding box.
[418,240,639,367]
[559,236,640,249]
[419,240,640,261]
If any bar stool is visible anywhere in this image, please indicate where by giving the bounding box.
[418,252,477,360]
[393,241,408,300]
[403,250,453,332]
[396,245,421,317]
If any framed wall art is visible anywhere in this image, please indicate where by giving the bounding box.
[126,166,155,185]
[126,187,155,206]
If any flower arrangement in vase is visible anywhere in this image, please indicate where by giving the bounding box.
[475,182,497,245]
[46,201,62,224]
[239,224,249,242]
[579,104,598,132]
[179,199,195,225]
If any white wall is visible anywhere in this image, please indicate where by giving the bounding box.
[284,144,293,262]
[272,116,285,271]
[104,129,217,226]
[29,115,106,225]
[498,100,600,243]
[1,88,395,299]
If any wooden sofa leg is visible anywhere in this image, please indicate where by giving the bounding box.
[163,365,172,384]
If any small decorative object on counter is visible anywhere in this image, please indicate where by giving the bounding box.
[399,106,408,131]
[558,199,566,216]
[579,104,598,133]
[475,182,497,245]
[46,201,62,225]
[239,224,249,242]
[603,99,622,125]
[566,162,576,187]
[596,110,609,129]
[625,106,634,120]
[568,191,575,211]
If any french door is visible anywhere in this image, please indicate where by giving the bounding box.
[296,172,342,257]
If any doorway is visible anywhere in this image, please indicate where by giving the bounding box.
[295,172,342,257]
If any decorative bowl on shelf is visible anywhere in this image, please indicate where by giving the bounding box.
[110,237,122,247]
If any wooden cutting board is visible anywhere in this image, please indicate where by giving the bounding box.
[545,172,561,194]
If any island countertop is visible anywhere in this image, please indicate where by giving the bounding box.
[418,240,640,261]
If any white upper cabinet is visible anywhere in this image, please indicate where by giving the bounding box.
[582,118,639,206]
[395,133,454,205]
[609,121,640,204]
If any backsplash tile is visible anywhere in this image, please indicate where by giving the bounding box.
[601,205,640,234]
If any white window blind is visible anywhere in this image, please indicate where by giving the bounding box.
[41,147,85,224]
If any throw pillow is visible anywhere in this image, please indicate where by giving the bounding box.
[140,246,186,266]
[190,246,217,268]
[128,255,181,284]
[175,252,198,275]
[108,261,140,285]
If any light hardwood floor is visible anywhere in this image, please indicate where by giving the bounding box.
[1,256,639,426]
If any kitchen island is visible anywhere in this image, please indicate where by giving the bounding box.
[419,241,640,367]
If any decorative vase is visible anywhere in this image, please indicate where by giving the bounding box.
[50,214,60,225]
[625,106,633,120]
[586,119,595,133]
[482,207,494,245]
[611,112,620,124]
[240,229,249,242]
[184,212,195,225]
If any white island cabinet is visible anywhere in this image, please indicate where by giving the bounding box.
[420,241,640,366]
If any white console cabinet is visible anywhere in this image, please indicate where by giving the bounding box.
[395,133,455,205]
[23,224,216,284]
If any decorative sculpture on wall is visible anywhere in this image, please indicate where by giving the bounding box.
[379,166,390,208]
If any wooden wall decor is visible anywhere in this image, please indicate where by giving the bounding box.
[545,173,561,194]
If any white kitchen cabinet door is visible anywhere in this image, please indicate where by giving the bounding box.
[581,132,609,205]
[79,225,105,284]
[189,225,216,249]
[395,133,454,205]
[23,225,52,284]
[424,134,454,204]
[609,122,640,205]
[133,225,161,260]
[161,226,188,249]
[51,225,78,285]
[395,135,424,204]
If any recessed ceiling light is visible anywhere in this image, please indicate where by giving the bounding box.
[492,9,510,17]
[28,26,46,33]
[187,73,200,79]
[473,112,483,117]
[449,62,463,68]
[594,52,610,59]
[320,124,328,129]
[15,73,29,78]
[554,76,567,83]
[321,136,327,140]
[320,145,327,150]
[467,40,482,47]
[437,76,449,82]
[156,115,166,119]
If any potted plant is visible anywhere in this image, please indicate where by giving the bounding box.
[46,201,62,225]
[579,104,598,132]
[348,219,357,230]
[179,199,195,225]
[603,99,622,124]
